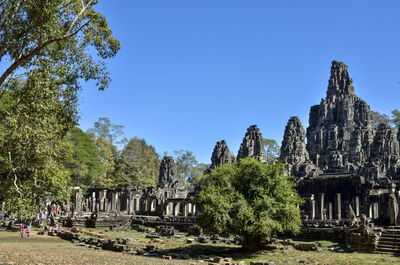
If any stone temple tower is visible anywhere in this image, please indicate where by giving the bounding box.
[237,125,266,163]
[306,60,375,173]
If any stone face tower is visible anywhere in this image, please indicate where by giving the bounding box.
[205,140,234,173]
[280,116,309,165]
[371,123,400,174]
[306,60,375,172]
[237,125,266,162]
[158,156,178,187]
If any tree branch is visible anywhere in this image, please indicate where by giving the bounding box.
[0,1,96,93]
[8,151,23,198]
[0,37,62,91]
[66,0,94,36]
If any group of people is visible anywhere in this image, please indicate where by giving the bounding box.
[18,203,64,238]
[19,223,31,238]
[18,222,59,238]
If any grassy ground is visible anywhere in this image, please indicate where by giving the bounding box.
[1,228,400,264]
[0,230,199,265]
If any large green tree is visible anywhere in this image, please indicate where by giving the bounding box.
[0,0,120,92]
[114,138,160,187]
[0,70,74,218]
[263,139,280,164]
[370,110,391,129]
[63,127,104,189]
[87,117,127,145]
[0,1,119,217]
[173,150,204,183]
[196,158,303,251]
[86,117,127,187]
[391,109,400,132]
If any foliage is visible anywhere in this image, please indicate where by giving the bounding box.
[0,0,120,92]
[188,163,210,184]
[173,150,204,183]
[87,117,127,145]
[62,127,104,189]
[263,139,280,164]
[114,138,160,187]
[391,109,400,133]
[196,158,303,251]
[86,117,128,188]
[0,1,119,217]
[370,111,391,128]
[0,70,73,218]
[91,136,117,188]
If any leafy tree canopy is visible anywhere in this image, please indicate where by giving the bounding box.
[115,138,160,187]
[370,110,391,129]
[196,158,303,251]
[263,138,280,164]
[0,70,73,218]
[370,109,400,133]
[62,127,104,189]
[392,109,400,133]
[87,117,127,146]
[0,0,120,93]
[173,150,205,184]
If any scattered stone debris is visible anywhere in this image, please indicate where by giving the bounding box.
[155,225,176,237]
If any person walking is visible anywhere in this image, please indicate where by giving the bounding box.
[19,223,24,238]
[25,225,31,238]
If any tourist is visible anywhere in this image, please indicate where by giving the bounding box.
[26,225,31,238]
[52,223,59,233]
[19,223,24,238]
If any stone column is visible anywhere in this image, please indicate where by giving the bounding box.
[91,192,96,212]
[111,192,117,211]
[127,193,133,214]
[354,196,360,217]
[1,201,5,211]
[373,202,379,219]
[75,189,83,213]
[328,202,333,220]
[126,196,131,214]
[335,193,341,221]
[85,198,89,212]
[98,190,104,211]
[316,193,325,220]
[369,204,373,218]
[310,196,316,219]
[116,192,120,212]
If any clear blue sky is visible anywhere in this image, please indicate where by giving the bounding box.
[78,0,400,163]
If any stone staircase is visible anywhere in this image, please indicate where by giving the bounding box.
[375,227,400,254]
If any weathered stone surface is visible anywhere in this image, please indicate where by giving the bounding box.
[281,116,309,165]
[306,60,375,173]
[237,125,266,162]
[371,123,400,174]
[280,116,321,178]
[158,156,178,186]
[155,225,176,237]
[205,140,234,173]
[187,225,202,236]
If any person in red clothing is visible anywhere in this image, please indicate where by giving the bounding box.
[19,223,24,238]
[25,225,31,238]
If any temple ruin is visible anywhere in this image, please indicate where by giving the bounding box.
[35,60,396,252]
[280,60,400,225]
[81,61,400,229]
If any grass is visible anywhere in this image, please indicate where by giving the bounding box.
[1,228,400,264]
[0,230,199,265]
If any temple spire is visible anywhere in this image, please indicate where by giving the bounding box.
[326,60,355,99]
